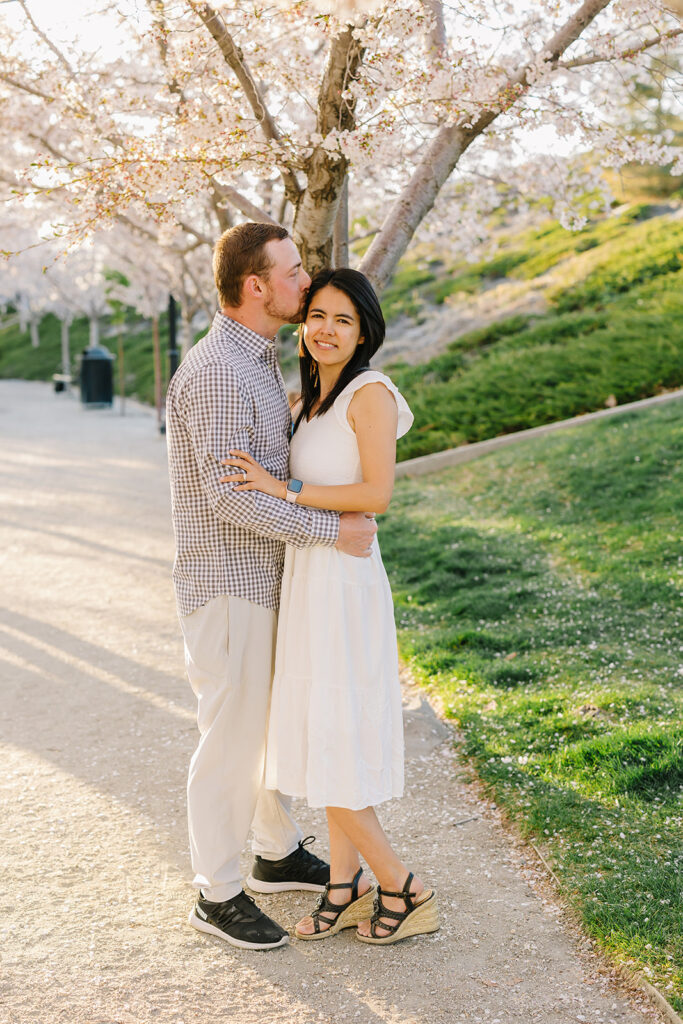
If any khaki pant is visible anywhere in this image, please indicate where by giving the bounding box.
[180,594,301,902]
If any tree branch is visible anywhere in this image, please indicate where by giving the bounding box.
[421,0,447,56]
[360,0,615,290]
[146,0,187,106]
[209,179,279,225]
[189,2,301,202]
[116,212,208,254]
[17,0,74,76]
[560,26,683,68]
[317,23,364,136]
[0,70,54,101]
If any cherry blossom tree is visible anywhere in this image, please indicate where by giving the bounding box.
[1,0,681,293]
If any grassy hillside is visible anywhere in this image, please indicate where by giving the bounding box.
[388,204,683,460]
[382,399,683,1006]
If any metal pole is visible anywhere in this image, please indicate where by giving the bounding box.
[168,294,179,380]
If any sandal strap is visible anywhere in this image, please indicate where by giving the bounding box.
[310,869,365,932]
[376,873,417,910]
[371,918,400,937]
[326,867,363,901]
[369,873,419,936]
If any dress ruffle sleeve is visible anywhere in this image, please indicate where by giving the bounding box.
[333,370,414,440]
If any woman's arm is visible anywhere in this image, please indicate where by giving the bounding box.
[220,382,399,514]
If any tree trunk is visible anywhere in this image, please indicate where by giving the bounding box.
[293,154,348,273]
[89,315,100,348]
[180,311,193,360]
[333,175,349,268]
[118,331,126,416]
[60,318,71,376]
[292,26,363,275]
[30,316,39,348]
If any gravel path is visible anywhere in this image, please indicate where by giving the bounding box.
[0,381,665,1024]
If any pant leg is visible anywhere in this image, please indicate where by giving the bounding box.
[180,594,302,902]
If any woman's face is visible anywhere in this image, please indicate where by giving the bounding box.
[303,284,363,375]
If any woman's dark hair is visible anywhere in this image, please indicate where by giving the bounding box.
[295,267,385,430]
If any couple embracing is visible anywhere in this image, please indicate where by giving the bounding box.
[166,222,439,950]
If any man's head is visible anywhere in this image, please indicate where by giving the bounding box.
[213,222,311,332]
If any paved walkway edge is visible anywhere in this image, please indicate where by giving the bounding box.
[622,971,683,1024]
[395,387,683,478]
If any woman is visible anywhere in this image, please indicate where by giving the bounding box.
[221,268,439,944]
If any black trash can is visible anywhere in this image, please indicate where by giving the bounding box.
[79,345,115,408]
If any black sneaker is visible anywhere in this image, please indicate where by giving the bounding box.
[247,835,330,894]
[188,889,289,950]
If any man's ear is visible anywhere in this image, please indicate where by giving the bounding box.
[244,274,264,298]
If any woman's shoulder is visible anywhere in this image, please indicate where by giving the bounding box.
[338,368,393,394]
[334,370,413,438]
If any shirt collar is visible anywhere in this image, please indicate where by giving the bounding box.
[213,311,276,362]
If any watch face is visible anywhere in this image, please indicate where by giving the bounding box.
[288,478,303,494]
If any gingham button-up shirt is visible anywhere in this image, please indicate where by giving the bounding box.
[166,312,339,617]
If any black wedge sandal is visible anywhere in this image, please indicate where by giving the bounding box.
[294,867,375,941]
[355,871,439,945]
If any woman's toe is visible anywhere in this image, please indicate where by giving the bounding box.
[296,915,316,935]
[357,918,371,937]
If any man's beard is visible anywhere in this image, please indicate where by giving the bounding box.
[263,282,306,325]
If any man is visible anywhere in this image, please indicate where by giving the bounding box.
[166,222,377,950]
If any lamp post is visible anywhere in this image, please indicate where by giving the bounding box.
[168,294,179,380]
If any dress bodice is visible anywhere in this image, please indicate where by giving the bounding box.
[289,371,412,486]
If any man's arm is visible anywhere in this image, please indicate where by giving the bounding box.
[181,362,339,549]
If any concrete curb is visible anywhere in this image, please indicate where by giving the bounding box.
[395,387,683,479]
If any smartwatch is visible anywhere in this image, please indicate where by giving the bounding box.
[286,478,303,503]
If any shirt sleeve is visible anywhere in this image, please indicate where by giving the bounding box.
[181,363,339,548]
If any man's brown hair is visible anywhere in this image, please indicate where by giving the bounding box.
[213,222,289,308]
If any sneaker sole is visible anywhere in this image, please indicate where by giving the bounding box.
[188,910,289,950]
[246,874,327,894]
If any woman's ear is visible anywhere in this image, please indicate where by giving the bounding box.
[357,335,365,346]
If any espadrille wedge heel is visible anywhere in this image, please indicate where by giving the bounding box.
[295,867,376,940]
[355,872,439,945]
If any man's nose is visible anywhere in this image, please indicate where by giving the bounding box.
[301,269,312,290]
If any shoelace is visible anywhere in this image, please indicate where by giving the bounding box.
[290,835,326,868]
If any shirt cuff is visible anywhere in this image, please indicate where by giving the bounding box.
[308,508,340,547]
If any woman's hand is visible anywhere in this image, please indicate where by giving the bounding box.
[220,450,286,500]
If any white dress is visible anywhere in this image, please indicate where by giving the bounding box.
[264,371,414,810]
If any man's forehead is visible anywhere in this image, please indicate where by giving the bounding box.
[266,236,301,270]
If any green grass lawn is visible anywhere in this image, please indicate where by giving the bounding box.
[381,400,683,1006]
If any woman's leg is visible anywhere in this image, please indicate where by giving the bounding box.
[326,805,425,938]
[295,809,373,935]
